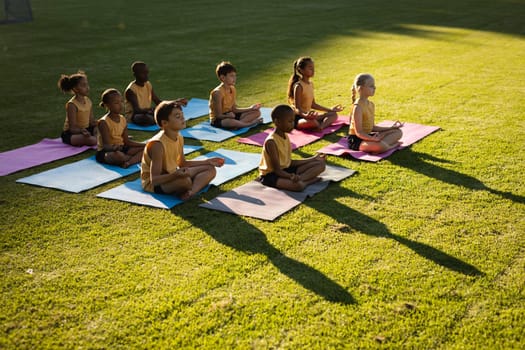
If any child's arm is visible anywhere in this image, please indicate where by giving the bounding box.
[181,157,225,168]
[150,88,162,106]
[147,141,190,186]
[122,128,145,148]
[311,100,343,113]
[290,153,326,167]
[210,90,235,119]
[232,103,261,114]
[88,105,97,127]
[372,120,403,132]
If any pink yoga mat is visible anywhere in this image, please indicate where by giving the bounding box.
[317,121,440,162]
[0,138,95,176]
[237,115,349,150]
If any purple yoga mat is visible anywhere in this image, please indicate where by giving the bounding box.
[316,121,440,162]
[237,115,349,150]
[0,138,95,176]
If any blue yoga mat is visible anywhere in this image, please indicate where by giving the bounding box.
[192,148,260,186]
[16,145,202,193]
[179,107,273,142]
[127,98,210,131]
[96,148,261,208]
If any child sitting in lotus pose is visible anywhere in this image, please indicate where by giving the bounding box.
[258,104,326,192]
[347,73,403,154]
[141,101,224,200]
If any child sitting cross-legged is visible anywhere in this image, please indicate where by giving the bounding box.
[141,101,224,200]
[258,104,326,192]
[96,88,145,168]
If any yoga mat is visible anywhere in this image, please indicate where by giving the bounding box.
[97,178,196,209]
[179,106,273,142]
[96,148,260,208]
[237,115,349,150]
[127,98,210,131]
[0,138,95,176]
[199,165,356,221]
[16,145,202,193]
[316,121,440,162]
[191,148,261,186]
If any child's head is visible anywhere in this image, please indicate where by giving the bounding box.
[99,88,123,113]
[215,61,236,81]
[154,100,185,128]
[131,61,149,82]
[351,73,375,103]
[57,71,88,94]
[271,104,295,133]
[287,56,314,99]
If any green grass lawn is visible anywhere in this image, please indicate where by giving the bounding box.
[1,0,524,348]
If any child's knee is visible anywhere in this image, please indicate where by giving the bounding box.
[207,165,217,179]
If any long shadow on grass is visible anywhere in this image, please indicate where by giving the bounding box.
[307,186,484,276]
[389,149,525,204]
[185,212,355,304]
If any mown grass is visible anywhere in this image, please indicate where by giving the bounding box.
[1,0,524,348]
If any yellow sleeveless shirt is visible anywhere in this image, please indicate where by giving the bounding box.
[97,114,126,151]
[141,130,184,192]
[259,131,292,176]
[63,96,92,131]
[208,84,236,121]
[124,81,153,121]
[349,98,375,135]
[290,80,314,114]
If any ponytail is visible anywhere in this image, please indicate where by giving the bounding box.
[351,85,357,104]
[57,71,86,93]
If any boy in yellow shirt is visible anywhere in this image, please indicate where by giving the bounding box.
[124,61,187,126]
[141,101,224,200]
[209,61,262,129]
[258,105,326,191]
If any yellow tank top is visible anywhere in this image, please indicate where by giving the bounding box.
[289,80,314,114]
[124,81,153,121]
[141,130,184,192]
[63,96,92,131]
[97,114,126,151]
[349,98,375,135]
[208,84,236,121]
[259,131,292,176]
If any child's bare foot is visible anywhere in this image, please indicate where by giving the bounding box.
[180,190,193,201]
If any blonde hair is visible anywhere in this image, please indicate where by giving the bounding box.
[351,73,374,104]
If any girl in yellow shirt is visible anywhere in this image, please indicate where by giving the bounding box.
[347,73,403,154]
[96,89,145,168]
[57,71,97,146]
[287,57,343,131]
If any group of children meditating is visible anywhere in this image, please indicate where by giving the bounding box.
[57,57,403,199]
